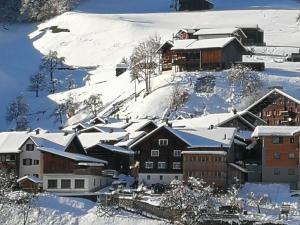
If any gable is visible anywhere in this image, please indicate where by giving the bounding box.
[65,135,86,154]
[131,126,189,150]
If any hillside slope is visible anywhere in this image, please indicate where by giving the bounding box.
[0,0,300,129]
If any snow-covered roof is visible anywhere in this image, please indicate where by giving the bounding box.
[171,39,197,50]
[100,121,132,129]
[0,132,29,153]
[229,163,249,173]
[252,126,300,137]
[90,116,121,125]
[97,143,134,155]
[116,63,129,69]
[17,175,43,184]
[244,88,300,112]
[38,147,107,164]
[115,131,146,147]
[78,132,128,149]
[125,120,156,133]
[131,125,235,149]
[185,37,242,50]
[62,122,90,132]
[193,28,242,36]
[80,125,127,133]
[30,133,76,151]
[182,151,227,155]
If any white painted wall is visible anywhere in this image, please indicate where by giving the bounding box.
[139,173,183,186]
[19,138,43,178]
[43,174,113,192]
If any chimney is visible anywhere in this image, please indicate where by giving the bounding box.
[116,114,120,120]
[209,125,214,130]
[232,108,237,115]
[224,134,227,140]
[126,117,129,123]
[35,129,40,135]
[105,118,108,124]
[64,131,69,136]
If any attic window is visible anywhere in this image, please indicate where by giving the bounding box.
[159,139,168,146]
[26,144,34,151]
[272,136,283,144]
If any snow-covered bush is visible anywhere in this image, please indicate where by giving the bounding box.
[160,178,216,225]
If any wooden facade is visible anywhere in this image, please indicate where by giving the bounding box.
[239,26,265,46]
[43,152,103,176]
[173,39,245,71]
[86,145,133,175]
[247,90,300,126]
[132,126,186,175]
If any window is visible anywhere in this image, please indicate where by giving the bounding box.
[272,136,283,144]
[288,169,295,175]
[173,150,181,157]
[10,154,15,161]
[26,144,34,151]
[75,179,85,189]
[61,179,71,189]
[288,153,295,159]
[33,160,39,165]
[274,168,280,175]
[147,175,151,180]
[145,162,154,169]
[151,150,159,157]
[160,175,163,180]
[158,139,168,146]
[48,179,57,189]
[273,152,281,159]
[290,137,295,144]
[23,158,32,166]
[158,162,166,169]
[173,162,181,170]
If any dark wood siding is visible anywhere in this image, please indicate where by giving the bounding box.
[43,152,76,173]
[221,40,243,68]
[65,136,86,154]
[132,126,188,174]
[86,146,132,175]
[201,49,222,65]
[249,92,300,126]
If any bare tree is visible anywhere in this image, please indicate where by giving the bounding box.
[161,178,215,225]
[28,72,47,97]
[83,94,103,117]
[51,94,79,125]
[6,96,30,130]
[41,50,65,93]
[169,84,189,112]
[228,65,263,96]
[129,35,161,95]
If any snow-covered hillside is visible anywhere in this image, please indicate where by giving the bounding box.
[1,0,300,129]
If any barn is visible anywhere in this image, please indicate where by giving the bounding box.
[172,37,247,71]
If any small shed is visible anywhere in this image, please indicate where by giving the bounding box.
[116,63,129,76]
[17,175,43,194]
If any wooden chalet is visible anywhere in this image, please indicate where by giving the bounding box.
[174,29,199,40]
[17,175,42,194]
[130,125,248,188]
[244,88,300,126]
[172,37,247,71]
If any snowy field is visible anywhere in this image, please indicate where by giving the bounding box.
[0,193,165,225]
[0,0,300,130]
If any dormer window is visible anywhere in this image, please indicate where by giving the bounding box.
[159,139,168,146]
[26,144,34,151]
